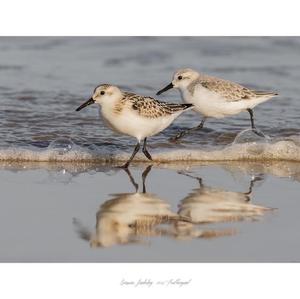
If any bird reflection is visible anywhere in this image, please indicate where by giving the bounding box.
[177,172,272,224]
[73,167,274,248]
[74,166,191,248]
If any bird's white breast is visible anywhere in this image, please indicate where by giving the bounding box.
[100,102,182,142]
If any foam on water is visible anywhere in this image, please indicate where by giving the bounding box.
[1,134,300,163]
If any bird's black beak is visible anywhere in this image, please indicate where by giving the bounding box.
[76,98,95,111]
[156,82,174,95]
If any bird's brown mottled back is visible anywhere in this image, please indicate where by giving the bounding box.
[188,75,276,101]
[114,92,192,118]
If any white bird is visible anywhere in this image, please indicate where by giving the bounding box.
[157,68,278,141]
[76,84,193,168]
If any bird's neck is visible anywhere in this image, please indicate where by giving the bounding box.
[101,96,124,119]
[179,85,193,100]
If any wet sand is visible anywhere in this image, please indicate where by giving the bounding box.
[0,161,299,262]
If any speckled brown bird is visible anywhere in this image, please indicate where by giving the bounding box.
[157,68,278,141]
[76,84,193,168]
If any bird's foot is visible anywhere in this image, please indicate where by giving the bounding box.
[117,163,130,169]
[169,132,185,143]
[252,128,267,138]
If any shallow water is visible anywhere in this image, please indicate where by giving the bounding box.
[0,161,299,262]
[1,37,300,262]
[0,37,300,161]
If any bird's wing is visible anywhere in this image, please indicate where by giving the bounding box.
[199,77,257,101]
[197,76,277,102]
[128,94,192,118]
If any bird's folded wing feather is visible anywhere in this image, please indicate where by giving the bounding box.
[198,77,277,102]
[128,95,188,118]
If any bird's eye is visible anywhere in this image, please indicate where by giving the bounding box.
[100,91,105,95]
[178,75,183,80]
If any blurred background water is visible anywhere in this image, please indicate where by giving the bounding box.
[1,37,300,157]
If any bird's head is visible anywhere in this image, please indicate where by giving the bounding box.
[76,84,122,111]
[156,68,200,95]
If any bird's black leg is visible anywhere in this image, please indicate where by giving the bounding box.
[247,108,265,137]
[120,142,141,169]
[247,108,256,130]
[170,118,206,142]
[142,138,153,161]
[142,165,153,193]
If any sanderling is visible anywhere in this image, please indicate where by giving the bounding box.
[157,68,278,141]
[76,84,193,168]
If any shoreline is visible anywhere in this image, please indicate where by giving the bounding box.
[1,140,300,163]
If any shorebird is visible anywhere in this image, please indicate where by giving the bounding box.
[157,68,278,141]
[76,84,193,168]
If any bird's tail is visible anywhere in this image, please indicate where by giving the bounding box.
[181,103,194,110]
[165,103,194,112]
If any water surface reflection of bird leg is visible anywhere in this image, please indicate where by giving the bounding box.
[123,168,139,192]
[178,171,204,187]
[244,175,264,200]
[122,165,152,193]
[142,165,152,193]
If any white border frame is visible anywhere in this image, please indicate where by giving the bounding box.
[0,0,300,298]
